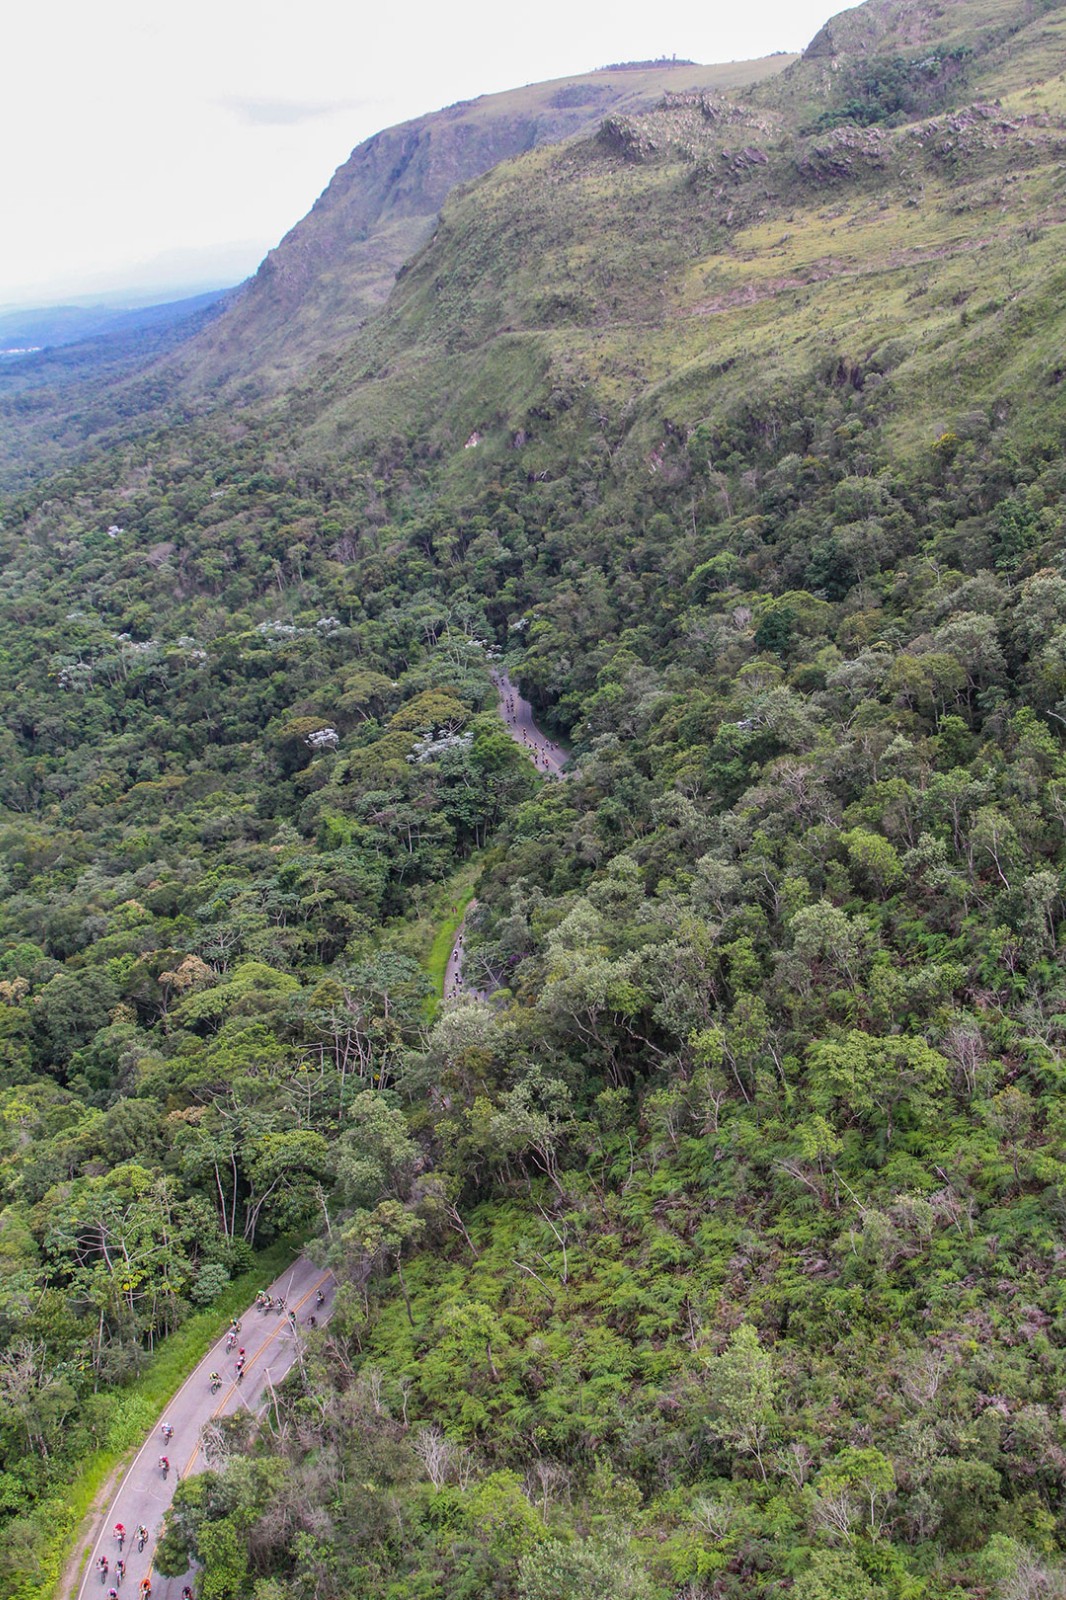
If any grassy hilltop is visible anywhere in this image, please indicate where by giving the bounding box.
[296,0,1066,473]
[179,55,797,397]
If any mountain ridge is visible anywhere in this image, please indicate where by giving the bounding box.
[173,56,797,397]
[272,4,1066,490]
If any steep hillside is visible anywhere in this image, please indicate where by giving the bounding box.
[760,0,1066,125]
[290,2,1066,481]
[176,56,796,397]
[0,59,794,490]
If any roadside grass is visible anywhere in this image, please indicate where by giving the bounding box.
[422,866,481,1016]
[380,856,483,1024]
[33,1240,297,1600]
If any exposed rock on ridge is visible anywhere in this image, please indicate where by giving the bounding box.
[177,58,795,396]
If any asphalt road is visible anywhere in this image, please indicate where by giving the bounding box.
[74,1257,335,1600]
[443,900,492,1001]
[441,674,568,1005]
[493,672,568,776]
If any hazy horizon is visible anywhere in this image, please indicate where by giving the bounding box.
[0,246,264,317]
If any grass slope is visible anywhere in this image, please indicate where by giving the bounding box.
[174,56,797,400]
[289,5,1066,486]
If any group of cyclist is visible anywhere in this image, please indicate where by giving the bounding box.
[98,1509,184,1598]
[254,1285,326,1318]
[92,1284,330,1598]
[97,1523,150,1590]
[95,1419,177,1589]
[211,1346,247,1391]
[211,1289,327,1392]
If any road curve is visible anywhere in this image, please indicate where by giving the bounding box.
[73,1257,335,1600]
[443,901,492,1002]
[493,672,568,776]
[440,674,568,1004]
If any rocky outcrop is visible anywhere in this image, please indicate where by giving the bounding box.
[176,59,794,396]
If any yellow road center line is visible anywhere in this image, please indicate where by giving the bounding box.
[82,1269,333,1600]
[178,1271,333,1479]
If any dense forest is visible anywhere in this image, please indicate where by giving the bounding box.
[6,1,1066,1597]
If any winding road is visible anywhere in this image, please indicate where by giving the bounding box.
[442,674,568,1003]
[492,671,568,777]
[73,1258,335,1600]
[77,675,564,1587]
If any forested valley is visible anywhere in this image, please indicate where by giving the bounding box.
[6,1,1066,1596]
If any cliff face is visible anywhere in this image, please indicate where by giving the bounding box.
[177,57,795,396]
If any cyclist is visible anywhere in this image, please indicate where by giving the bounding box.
[136,1526,148,1552]
[97,1557,109,1581]
[114,1524,125,1547]
[209,1370,221,1391]
[108,1589,119,1600]
[159,1455,169,1478]
[140,1580,152,1599]
[115,1560,126,1585]
[287,1310,297,1328]
[275,1296,286,1313]
[315,1289,325,1307]
[181,1588,194,1600]
[161,1422,173,1444]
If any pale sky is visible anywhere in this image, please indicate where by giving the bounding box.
[1,0,846,309]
